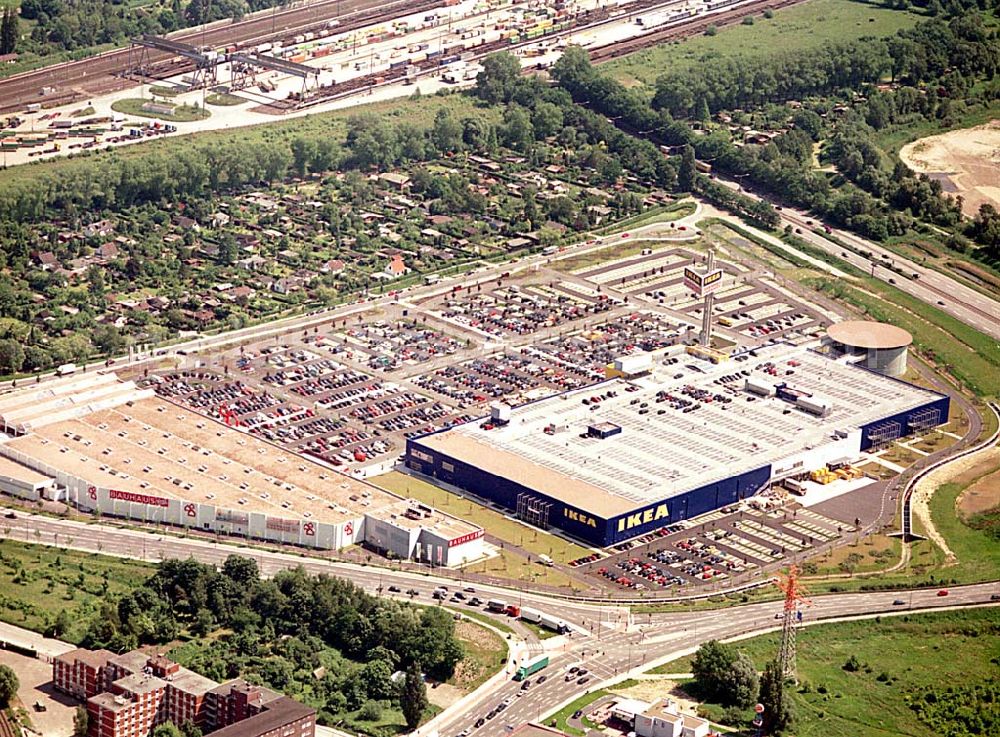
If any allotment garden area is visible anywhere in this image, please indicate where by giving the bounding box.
[0,97,668,378]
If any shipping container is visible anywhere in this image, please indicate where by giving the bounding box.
[520,607,542,624]
[514,654,548,681]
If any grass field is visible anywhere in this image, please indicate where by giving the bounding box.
[372,472,592,566]
[111,99,211,122]
[594,199,696,234]
[148,86,182,98]
[647,608,1000,737]
[547,690,611,736]
[604,0,925,91]
[0,535,156,643]
[554,237,700,273]
[205,93,247,106]
[928,460,1000,584]
[449,617,509,691]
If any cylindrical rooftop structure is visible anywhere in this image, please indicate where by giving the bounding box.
[826,321,912,377]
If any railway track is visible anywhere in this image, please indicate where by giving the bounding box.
[285,0,806,111]
[0,0,442,114]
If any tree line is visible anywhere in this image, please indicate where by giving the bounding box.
[82,555,453,730]
[546,5,1000,253]
[9,0,292,58]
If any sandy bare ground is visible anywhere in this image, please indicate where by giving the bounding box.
[899,120,1000,217]
[912,445,1000,564]
[957,447,1000,517]
[612,678,700,715]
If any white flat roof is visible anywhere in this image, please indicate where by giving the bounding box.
[418,344,942,515]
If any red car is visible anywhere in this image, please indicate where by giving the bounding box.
[937,589,949,597]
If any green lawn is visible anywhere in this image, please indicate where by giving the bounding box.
[604,0,925,91]
[554,237,700,273]
[205,92,247,107]
[547,690,611,737]
[929,470,1000,585]
[111,98,211,122]
[0,535,156,643]
[650,608,1000,737]
[594,199,696,234]
[372,471,592,565]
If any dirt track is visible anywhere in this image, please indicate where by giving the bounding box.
[898,120,1000,217]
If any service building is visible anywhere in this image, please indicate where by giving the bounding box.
[0,374,483,567]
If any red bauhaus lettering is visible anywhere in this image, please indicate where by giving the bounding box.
[109,489,169,507]
[448,529,484,547]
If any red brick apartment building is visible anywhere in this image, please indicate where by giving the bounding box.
[53,649,315,737]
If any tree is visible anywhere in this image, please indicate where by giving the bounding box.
[0,9,17,56]
[678,145,698,192]
[359,658,396,701]
[692,640,734,702]
[501,106,534,152]
[73,706,89,737]
[47,608,73,638]
[0,338,25,375]
[758,660,793,735]
[152,723,183,737]
[531,102,564,139]
[475,52,521,104]
[401,661,428,730]
[431,109,463,154]
[358,700,383,721]
[290,137,317,178]
[180,721,202,737]
[729,652,760,709]
[221,555,259,588]
[0,664,18,707]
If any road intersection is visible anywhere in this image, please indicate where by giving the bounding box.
[2,510,997,737]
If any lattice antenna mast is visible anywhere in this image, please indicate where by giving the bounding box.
[776,564,811,681]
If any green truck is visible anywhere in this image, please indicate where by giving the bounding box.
[514,654,549,681]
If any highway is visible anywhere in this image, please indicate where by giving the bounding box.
[700,171,1000,342]
[2,509,997,737]
[777,208,1000,341]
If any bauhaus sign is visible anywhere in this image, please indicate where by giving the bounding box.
[448,529,484,547]
[109,489,169,507]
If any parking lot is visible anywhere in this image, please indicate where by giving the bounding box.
[583,504,848,592]
[572,247,824,344]
[144,246,845,533]
[426,281,623,339]
[149,345,474,472]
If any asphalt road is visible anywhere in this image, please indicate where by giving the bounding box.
[2,509,998,737]
[777,208,1000,341]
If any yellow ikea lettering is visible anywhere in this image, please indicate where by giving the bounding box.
[563,508,597,528]
[616,504,669,533]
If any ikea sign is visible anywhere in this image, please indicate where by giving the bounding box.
[563,508,598,528]
[616,503,670,533]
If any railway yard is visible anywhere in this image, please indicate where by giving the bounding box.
[0,0,803,165]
